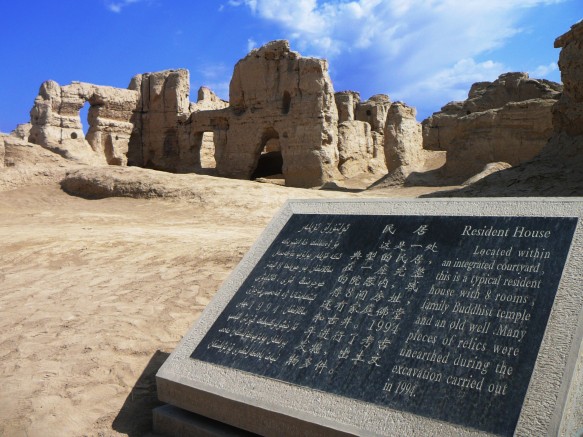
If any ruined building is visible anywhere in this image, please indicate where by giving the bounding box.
[19,41,395,188]
[28,80,138,166]
[23,41,380,187]
[188,40,342,187]
[422,72,562,183]
[432,20,583,198]
[17,39,564,188]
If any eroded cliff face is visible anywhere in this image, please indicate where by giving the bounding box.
[553,21,583,136]
[335,91,389,178]
[370,103,445,188]
[422,73,562,183]
[128,69,192,172]
[28,81,139,166]
[217,40,341,187]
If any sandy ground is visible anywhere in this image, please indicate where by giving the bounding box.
[0,177,451,437]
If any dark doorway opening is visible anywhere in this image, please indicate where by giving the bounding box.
[282,91,291,114]
[251,128,283,180]
[251,151,283,179]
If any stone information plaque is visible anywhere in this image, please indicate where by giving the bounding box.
[190,214,577,436]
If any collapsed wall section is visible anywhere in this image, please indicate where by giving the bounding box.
[128,69,193,172]
[554,21,583,136]
[334,92,390,177]
[28,80,138,165]
[422,73,562,182]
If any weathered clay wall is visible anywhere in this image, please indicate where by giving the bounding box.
[217,40,340,188]
[379,102,448,187]
[553,21,583,136]
[441,99,557,181]
[385,103,424,173]
[337,121,386,177]
[0,132,70,170]
[186,87,229,171]
[0,135,5,168]
[422,72,561,182]
[355,94,391,134]
[22,37,570,189]
[335,92,389,177]
[29,80,138,165]
[191,86,228,112]
[335,91,360,123]
[128,69,192,172]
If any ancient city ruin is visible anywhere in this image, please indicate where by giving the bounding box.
[3,21,582,192]
[2,12,583,437]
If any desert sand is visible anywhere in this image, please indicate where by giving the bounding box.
[0,171,452,437]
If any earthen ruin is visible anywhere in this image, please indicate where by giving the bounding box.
[422,72,562,183]
[28,80,138,166]
[4,37,570,189]
[23,41,352,188]
[431,20,583,197]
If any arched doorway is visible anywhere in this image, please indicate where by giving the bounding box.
[251,127,284,181]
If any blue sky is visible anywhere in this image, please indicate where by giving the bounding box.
[0,1,581,133]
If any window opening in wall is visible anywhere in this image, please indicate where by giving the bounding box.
[282,91,291,114]
[79,102,90,135]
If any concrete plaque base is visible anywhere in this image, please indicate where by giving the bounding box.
[153,404,258,437]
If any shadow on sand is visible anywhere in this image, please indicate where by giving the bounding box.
[112,350,169,436]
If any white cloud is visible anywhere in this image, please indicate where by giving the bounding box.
[394,58,507,116]
[107,3,122,13]
[230,0,567,117]
[195,64,232,101]
[531,62,559,78]
[198,63,229,80]
[105,0,143,13]
[200,81,230,101]
[421,59,506,95]
[232,0,385,55]
[256,0,548,64]
[247,38,257,52]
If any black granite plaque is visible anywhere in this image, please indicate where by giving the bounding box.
[191,214,577,436]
